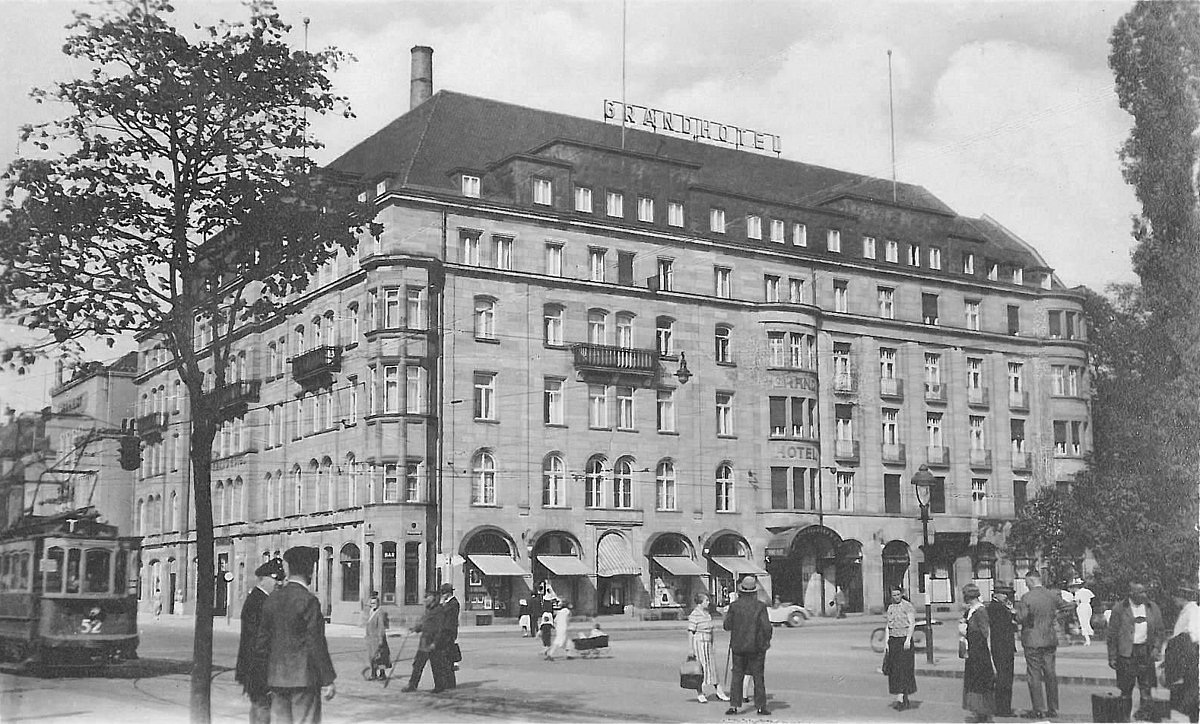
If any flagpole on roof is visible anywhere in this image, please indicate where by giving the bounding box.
[621,0,627,150]
[888,49,897,203]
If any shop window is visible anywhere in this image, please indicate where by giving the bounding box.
[381,542,397,604]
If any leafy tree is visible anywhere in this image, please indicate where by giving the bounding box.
[0,2,377,720]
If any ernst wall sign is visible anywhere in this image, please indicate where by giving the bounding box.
[604,100,782,156]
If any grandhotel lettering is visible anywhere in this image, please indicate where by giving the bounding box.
[603,100,782,156]
[773,372,819,391]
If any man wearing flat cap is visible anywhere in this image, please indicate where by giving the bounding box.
[987,582,1019,717]
[722,574,773,716]
[236,557,284,723]
[255,546,336,724]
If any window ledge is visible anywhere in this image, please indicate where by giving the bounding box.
[544,342,568,350]
[616,427,639,433]
[475,337,500,345]
[658,430,679,436]
[716,361,737,368]
[589,426,613,432]
[474,418,500,425]
[544,423,568,429]
[717,434,738,440]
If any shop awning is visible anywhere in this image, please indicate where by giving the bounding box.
[467,555,530,577]
[596,535,641,577]
[709,556,768,576]
[764,524,843,558]
[537,555,591,576]
[652,556,707,577]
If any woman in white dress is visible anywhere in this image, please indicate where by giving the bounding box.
[1071,578,1095,645]
[687,592,730,703]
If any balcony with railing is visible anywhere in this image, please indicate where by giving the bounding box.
[967,386,990,407]
[834,439,860,462]
[136,412,169,441]
[881,443,906,464]
[833,372,858,394]
[1012,450,1032,470]
[206,380,262,418]
[291,346,343,385]
[926,445,950,467]
[969,448,993,469]
[879,377,904,400]
[924,382,948,403]
[1009,390,1030,410]
[571,343,658,377]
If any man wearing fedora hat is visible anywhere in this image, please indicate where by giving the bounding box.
[427,582,460,692]
[722,574,773,716]
[236,557,284,723]
[987,582,1019,717]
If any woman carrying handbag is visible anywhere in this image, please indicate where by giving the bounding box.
[686,592,730,703]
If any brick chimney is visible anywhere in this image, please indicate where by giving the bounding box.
[410,46,434,110]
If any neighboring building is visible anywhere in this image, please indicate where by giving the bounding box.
[0,409,53,527]
[133,47,1090,623]
[44,353,139,534]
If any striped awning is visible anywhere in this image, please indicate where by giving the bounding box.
[652,556,707,577]
[467,555,530,577]
[537,555,591,576]
[709,556,768,576]
[596,534,641,577]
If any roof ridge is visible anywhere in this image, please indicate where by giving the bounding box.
[402,93,442,187]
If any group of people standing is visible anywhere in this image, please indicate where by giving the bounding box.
[233,546,463,724]
[234,547,337,724]
[885,570,1200,723]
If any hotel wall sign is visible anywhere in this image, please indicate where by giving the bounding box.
[604,100,782,156]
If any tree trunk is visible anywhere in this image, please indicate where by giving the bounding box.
[188,415,217,724]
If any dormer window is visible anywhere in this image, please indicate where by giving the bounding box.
[862,236,876,259]
[710,208,726,234]
[668,201,684,227]
[885,239,898,263]
[574,186,593,213]
[606,191,624,218]
[461,175,480,198]
[747,215,762,240]
[963,252,975,275]
[375,179,388,197]
[1012,268,1024,285]
[637,196,654,223]
[988,263,999,281]
[827,229,841,253]
[770,220,785,243]
[907,244,920,266]
[533,178,552,206]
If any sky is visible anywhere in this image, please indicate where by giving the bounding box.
[0,0,1142,414]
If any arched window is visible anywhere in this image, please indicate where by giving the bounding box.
[136,499,145,535]
[267,343,278,378]
[292,465,304,515]
[543,304,564,346]
[715,463,735,512]
[264,473,275,518]
[474,297,497,340]
[169,491,178,531]
[542,453,565,507]
[294,325,306,356]
[587,309,608,345]
[656,460,677,511]
[214,481,225,525]
[714,325,732,364]
[656,316,675,356]
[585,455,606,508]
[615,312,635,348]
[613,456,634,509]
[275,469,285,517]
[320,457,334,510]
[308,459,320,510]
[345,453,358,508]
[323,311,336,346]
[311,316,323,347]
[472,451,496,506]
[233,477,244,521]
[346,303,360,344]
[340,543,360,602]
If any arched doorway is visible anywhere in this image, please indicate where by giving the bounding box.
[463,528,528,618]
[340,543,360,603]
[596,532,640,615]
[705,532,764,608]
[765,524,841,614]
[647,532,705,611]
[836,540,864,614]
[531,531,587,613]
[882,540,911,607]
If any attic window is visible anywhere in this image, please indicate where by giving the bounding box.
[1012,268,1024,285]
[461,175,480,198]
[533,178,552,206]
[375,180,388,197]
[929,247,943,270]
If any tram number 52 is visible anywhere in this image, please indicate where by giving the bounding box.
[80,607,104,634]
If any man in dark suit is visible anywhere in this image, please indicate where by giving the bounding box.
[1016,570,1068,719]
[723,574,773,716]
[428,582,460,693]
[1107,580,1166,720]
[236,558,284,724]
[402,590,441,692]
[987,582,1019,717]
[254,546,336,724]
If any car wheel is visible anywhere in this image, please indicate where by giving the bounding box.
[786,611,806,627]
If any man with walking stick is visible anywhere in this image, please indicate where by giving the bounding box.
[723,575,773,716]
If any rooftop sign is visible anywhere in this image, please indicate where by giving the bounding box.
[604,100,781,156]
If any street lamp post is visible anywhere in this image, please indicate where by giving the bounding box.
[911,464,936,664]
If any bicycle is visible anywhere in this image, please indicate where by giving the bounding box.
[869,620,940,653]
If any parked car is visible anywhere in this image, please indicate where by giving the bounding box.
[767,602,812,627]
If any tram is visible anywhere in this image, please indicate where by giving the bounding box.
[0,507,140,668]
